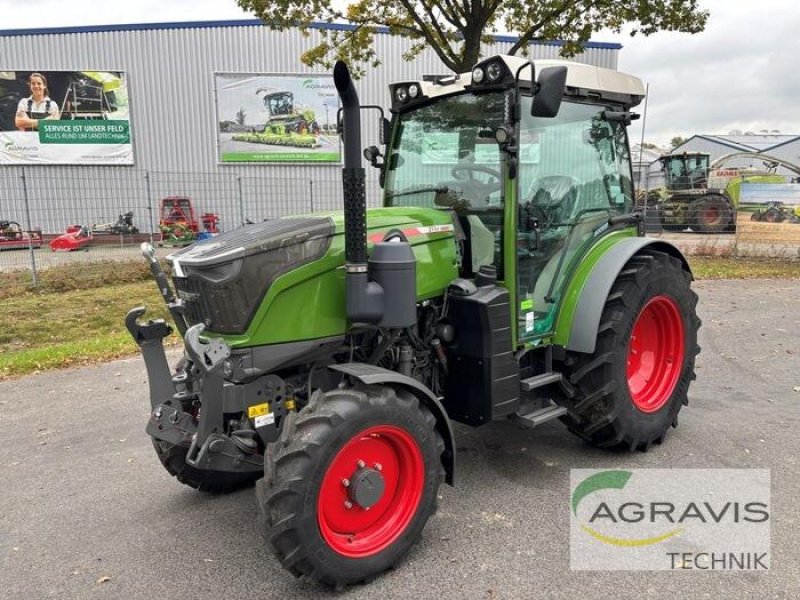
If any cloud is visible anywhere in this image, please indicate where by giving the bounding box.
[615,0,800,145]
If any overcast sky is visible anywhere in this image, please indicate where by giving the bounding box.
[2,1,796,147]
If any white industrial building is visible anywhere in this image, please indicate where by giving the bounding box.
[0,20,623,235]
[671,134,800,171]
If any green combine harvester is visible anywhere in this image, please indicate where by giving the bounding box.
[232,89,321,148]
[653,151,800,232]
[128,55,701,587]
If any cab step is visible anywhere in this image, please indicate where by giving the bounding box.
[512,404,568,428]
[520,372,562,392]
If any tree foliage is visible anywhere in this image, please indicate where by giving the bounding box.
[237,0,708,76]
[670,136,686,149]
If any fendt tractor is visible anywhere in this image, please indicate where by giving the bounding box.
[128,55,701,587]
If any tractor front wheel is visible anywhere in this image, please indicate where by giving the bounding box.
[560,249,700,451]
[151,439,261,493]
[258,384,445,587]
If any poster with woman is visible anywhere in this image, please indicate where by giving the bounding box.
[0,70,132,165]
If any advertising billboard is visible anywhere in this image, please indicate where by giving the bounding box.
[0,70,132,165]
[215,73,340,163]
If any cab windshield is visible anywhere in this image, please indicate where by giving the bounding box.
[384,92,506,212]
[385,92,507,277]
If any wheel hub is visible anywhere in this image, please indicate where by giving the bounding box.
[349,467,386,509]
[317,425,424,557]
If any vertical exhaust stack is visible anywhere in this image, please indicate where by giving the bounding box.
[333,61,416,328]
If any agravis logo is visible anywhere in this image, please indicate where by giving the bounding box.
[570,469,771,571]
[572,470,683,547]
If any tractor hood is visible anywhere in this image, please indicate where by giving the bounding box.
[166,207,456,336]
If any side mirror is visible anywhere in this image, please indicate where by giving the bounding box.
[531,66,567,118]
[380,117,391,145]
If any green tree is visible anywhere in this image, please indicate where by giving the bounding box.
[235,106,247,126]
[670,136,686,149]
[237,0,708,75]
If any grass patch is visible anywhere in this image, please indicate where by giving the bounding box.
[0,276,173,380]
[1,256,798,379]
[688,256,800,280]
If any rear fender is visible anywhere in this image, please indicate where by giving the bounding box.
[329,362,456,485]
[559,238,691,354]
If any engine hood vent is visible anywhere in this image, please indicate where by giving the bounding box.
[168,217,334,335]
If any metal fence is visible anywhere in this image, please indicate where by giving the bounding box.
[2,166,800,282]
[0,165,384,280]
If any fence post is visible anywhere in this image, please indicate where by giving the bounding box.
[237,176,244,226]
[145,171,155,244]
[309,179,314,212]
[20,167,38,286]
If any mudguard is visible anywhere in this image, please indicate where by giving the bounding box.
[565,238,691,354]
[329,362,456,485]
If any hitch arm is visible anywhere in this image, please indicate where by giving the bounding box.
[140,242,188,337]
[126,307,175,409]
[182,324,229,467]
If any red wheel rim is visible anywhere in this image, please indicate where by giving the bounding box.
[702,205,720,225]
[626,295,685,413]
[317,425,424,557]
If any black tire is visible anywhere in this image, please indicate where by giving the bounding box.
[559,249,701,451]
[763,207,784,223]
[688,194,733,233]
[258,384,445,587]
[151,438,260,494]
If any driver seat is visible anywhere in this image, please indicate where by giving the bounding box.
[528,176,578,223]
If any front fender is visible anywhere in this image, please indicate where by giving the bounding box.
[557,238,691,354]
[329,362,456,486]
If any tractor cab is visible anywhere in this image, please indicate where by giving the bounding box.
[383,56,642,341]
[263,91,294,120]
[660,152,710,192]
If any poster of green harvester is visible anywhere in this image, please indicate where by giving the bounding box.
[215,73,340,164]
[0,70,131,165]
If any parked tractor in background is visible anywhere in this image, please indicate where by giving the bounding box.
[128,55,701,587]
[0,220,42,250]
[158,197,220,246]
[232,89,321,148]
[750,201,800,223]
[654,151,800,233]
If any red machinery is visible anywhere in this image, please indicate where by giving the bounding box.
[49,224,92,252]
[0,220,43,250]
[159,196,220,245]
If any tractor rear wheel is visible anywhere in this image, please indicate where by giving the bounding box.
[763,207,784,223]
[258,384,445,587]
[688,194,732,233]
[151,439,260,493]
[560,249,700,451]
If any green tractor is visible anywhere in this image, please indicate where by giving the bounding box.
[654,151,795,233]
[232,89,321,148]
[128,55,701,587]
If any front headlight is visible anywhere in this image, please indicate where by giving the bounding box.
[486,61,503,82]
[395,86,409,103]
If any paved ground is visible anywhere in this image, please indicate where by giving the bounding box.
[1,279,799,599]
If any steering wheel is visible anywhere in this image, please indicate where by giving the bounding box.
[448,165,503,208]
[451,164,501,183]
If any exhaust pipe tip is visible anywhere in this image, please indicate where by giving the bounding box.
[140,242,157,263]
